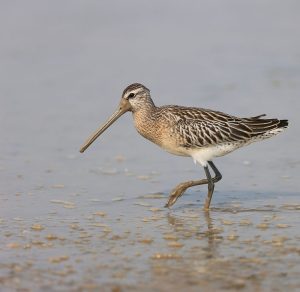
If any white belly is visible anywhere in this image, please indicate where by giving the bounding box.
[188,142,246,166]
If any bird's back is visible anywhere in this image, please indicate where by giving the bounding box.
[154,105,288,149]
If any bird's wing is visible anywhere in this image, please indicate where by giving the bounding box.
[166,107,283,148]
[174,119,246,147]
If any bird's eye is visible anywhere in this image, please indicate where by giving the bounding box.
[128,93,135,98]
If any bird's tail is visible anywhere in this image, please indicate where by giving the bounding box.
[242,116,289,140]
[278,119,289,129]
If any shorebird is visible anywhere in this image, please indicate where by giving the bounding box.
[80,83,288,209]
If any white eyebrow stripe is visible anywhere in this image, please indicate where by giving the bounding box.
[125,88,141,99]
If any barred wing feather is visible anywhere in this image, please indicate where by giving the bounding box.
[169,108,287,148]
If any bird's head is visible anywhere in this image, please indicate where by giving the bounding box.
[121,83,151,112]
[79,83,150,153]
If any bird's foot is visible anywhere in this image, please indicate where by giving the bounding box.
[164,183,188,208]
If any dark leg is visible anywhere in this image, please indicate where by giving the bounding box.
[208,161,222,182]
[204,161,222,209]
[203,166,214,209]
[165,160,222,208]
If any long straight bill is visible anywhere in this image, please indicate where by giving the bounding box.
[80,108,126,153]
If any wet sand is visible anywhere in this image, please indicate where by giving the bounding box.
[1,1,300,291]
[0,187,299,291]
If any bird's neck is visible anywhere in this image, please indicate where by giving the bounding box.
[132,96,156,115]
[132,98,160,143]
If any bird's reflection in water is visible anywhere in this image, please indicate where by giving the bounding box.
[148,209,224,286]
[166,209,223,260]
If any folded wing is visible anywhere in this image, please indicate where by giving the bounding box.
[169,108,288,148]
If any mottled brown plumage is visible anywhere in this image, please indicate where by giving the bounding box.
[80,83,288,209]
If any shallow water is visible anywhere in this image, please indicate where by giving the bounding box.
[0,188,299,291]
[1,1,300,291]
